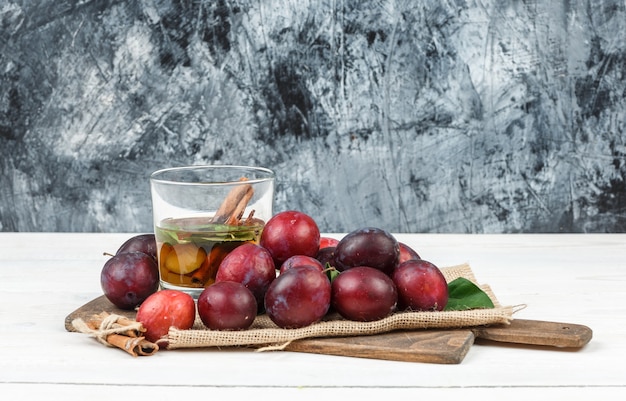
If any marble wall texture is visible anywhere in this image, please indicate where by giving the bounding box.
[1,0,625,233]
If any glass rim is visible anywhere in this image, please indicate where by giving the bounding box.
[150,165,275,185]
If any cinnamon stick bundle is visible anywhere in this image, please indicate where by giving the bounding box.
[72,312,159,357]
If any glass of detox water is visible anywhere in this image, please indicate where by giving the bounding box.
[150,165,275,299]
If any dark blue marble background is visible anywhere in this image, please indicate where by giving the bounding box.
[1,0,625,233]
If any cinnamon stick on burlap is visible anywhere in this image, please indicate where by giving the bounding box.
[210,178,254,225]
[72,312,159,357]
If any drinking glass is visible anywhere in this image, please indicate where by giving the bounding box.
[150,165,275,298]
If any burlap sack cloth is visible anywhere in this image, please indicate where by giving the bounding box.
[166,263,518,350]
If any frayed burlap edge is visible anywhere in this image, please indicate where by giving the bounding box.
[167,262,519,350]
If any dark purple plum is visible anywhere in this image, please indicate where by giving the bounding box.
[334,227,400,276]
[331,266,397,322]
[100,251,160,310]
[116,234,158,261]
[315,246,336,269]
[264,265,331,329]
[197,281,257,330]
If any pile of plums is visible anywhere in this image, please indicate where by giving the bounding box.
[99,210,449,343]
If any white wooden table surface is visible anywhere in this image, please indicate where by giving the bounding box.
[1,233,624,400]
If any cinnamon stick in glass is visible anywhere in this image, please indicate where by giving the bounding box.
[210,178,254,225]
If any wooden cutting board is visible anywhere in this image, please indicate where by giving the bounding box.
[65,295,592,364]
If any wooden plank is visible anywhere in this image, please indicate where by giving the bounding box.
[473,319,592,348]
[284,329,475,364]
[64,295,136,332]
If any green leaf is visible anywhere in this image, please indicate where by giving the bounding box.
[156,222,260,244]
[444,277,495,311]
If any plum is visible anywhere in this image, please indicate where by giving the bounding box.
[215,242,276,308]
[392,259,448,311]
[334,227,400,276]
[279,254,324,274]
[265,265,331,329]
[100,251,159,310]
[315,246,336,269]
[398,242,421,264]
[331,266,397,322]
[197,281,257,330]
[116,234,158,261]
[319,236,339,249]
[136,289,196,344]
[260,210,320,267]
